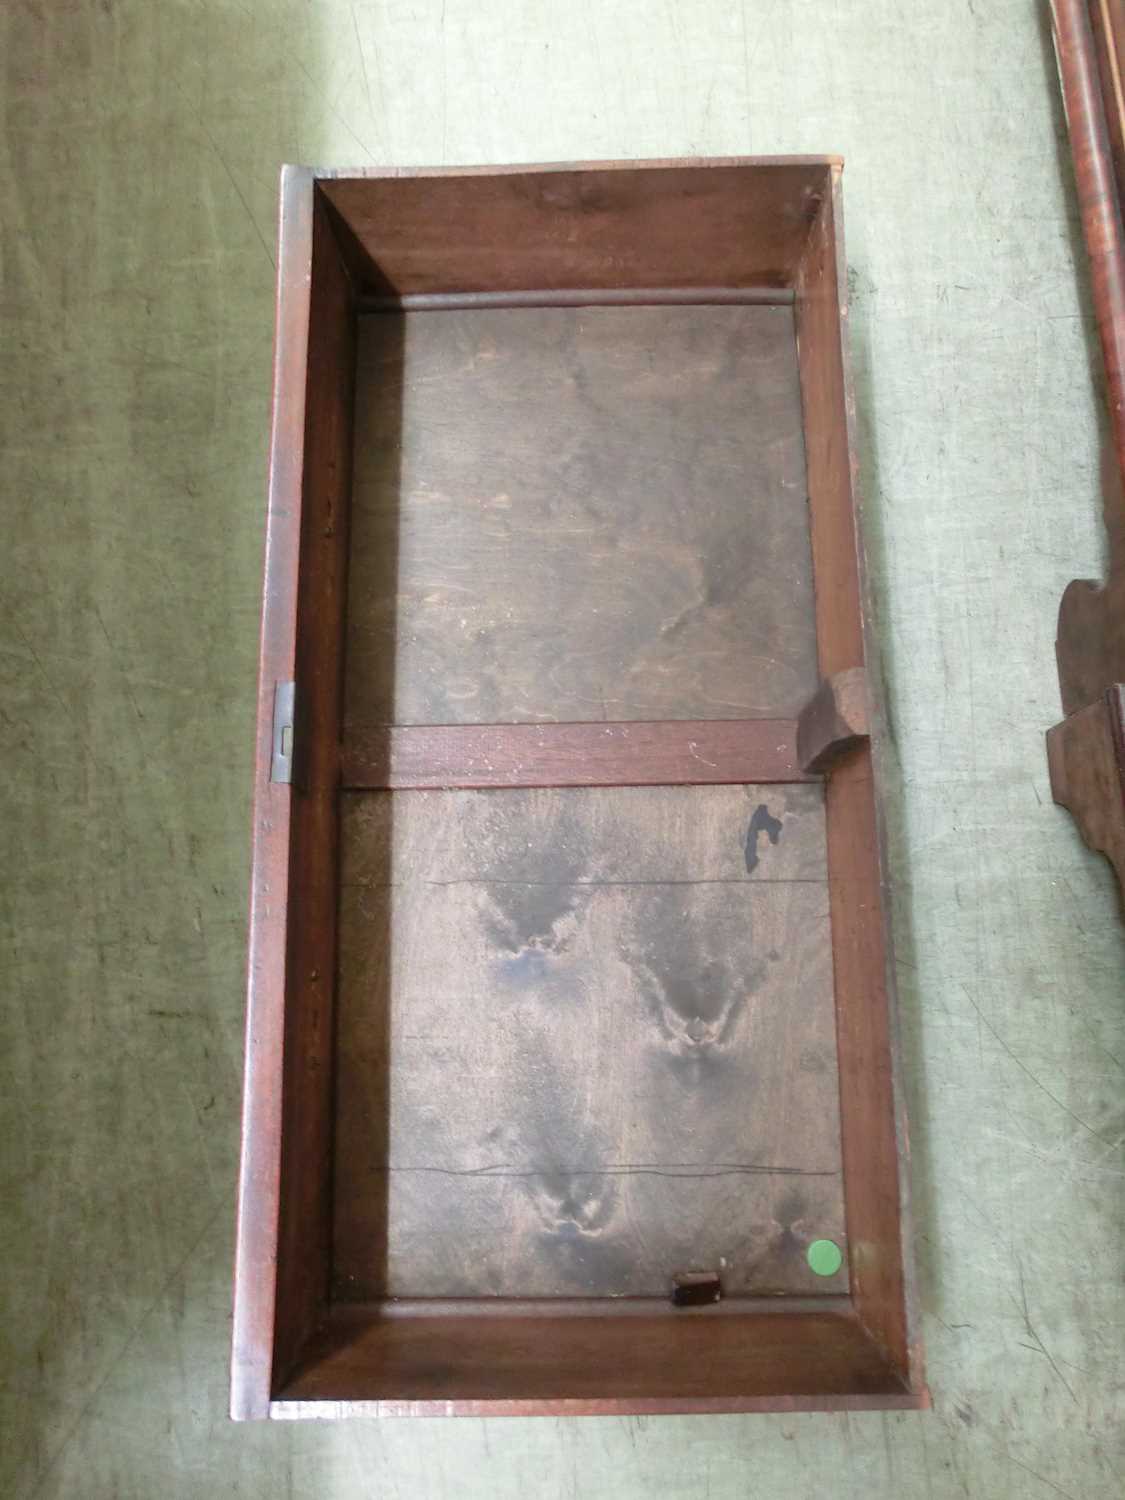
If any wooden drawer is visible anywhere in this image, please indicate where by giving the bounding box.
[231,158,925,1419]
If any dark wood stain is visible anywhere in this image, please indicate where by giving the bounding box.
[319,160,830,295]
[276,1299,913,1412]
[342,718,816,789]
[332,785,846,1302]
[796,175,920,1389]
[743,803,784,873]
[797,667,870,774]
[1048,2,1125,906]
[271,190,358,1396]
[1052,4,1125,717]
[231,169,316,1421]
[232,158,923,1419]
[344,303,817,728]
[1052,0,1125,506]
[1047,684,1125,894]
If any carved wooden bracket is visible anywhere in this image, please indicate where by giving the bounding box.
[797,666,870,774]
[1047,686,1125,899]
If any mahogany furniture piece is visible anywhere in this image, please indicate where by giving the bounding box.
[1048,1,1125,896]
[231,158,926,1419]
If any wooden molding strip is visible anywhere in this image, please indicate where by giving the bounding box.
[357,286,795,312]
[342,718,816,790]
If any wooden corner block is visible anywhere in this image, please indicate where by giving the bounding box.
[797,667,870,774]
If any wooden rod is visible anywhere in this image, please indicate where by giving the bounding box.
[1051,0,1125,472]
[357,286,795,313]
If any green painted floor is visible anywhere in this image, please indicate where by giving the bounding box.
[3,2,1124,1495]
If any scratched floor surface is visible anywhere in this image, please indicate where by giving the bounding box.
[2,2,1124,1497]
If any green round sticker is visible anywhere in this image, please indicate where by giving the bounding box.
[807,1239,843,1277]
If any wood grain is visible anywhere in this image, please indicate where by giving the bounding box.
[275,1300,911,1412]
[795,177,921,1391]
[320,160,831,296]
[332,784,846,1301]
[342,718,815,789]
[1055,444,1125,714]
[235,159,923,1418]
[1047,685,1125,893]
[231,166,314,1422]
[1091,0,1125,207]
[797,669,870,774]
[232,172,357,1419]
[1048,1,1125,908]
[1052,0,1125,486]
[344,302,817,728]
[1051,2,1125,718]
[795,180,864,680]
[272,190,356,1391]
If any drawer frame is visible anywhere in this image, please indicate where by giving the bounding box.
[231,158,925,1420]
